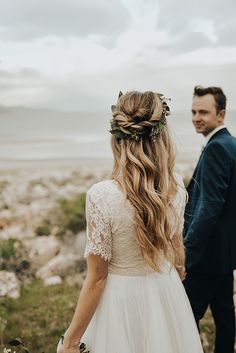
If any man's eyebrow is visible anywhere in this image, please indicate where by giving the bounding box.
[191,109,209,113]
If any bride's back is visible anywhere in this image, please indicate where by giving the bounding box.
[85,177,185,276]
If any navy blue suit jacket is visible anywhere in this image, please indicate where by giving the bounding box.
[184,128,236,274]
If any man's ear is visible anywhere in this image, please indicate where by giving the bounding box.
[218,109,225,123]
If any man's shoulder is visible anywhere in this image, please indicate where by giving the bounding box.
[207,129,236,153]
[213,128,236,141]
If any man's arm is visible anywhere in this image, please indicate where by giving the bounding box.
[184,142,231,251]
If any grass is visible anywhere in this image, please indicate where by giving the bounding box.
[0,279,78,353]
[57,193,86,234]
[200,309,215,353]
[0,279,218,353]
[34,192,86,238]
[34,224,51,237]
[0,239,29,275]
[0,239,21,260]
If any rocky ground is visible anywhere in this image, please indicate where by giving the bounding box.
[1,164,236,298]
[0,165,111,298]
[0,165,235,353]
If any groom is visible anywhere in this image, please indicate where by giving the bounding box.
[183,86,236,353]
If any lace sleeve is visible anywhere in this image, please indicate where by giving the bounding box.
[84,188,112,261]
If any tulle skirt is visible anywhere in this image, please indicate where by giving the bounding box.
[81,268,203,353]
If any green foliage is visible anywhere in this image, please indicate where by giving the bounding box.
[0,238,28,272]
[0,279,78,353]
[34,224,51,237]
[0,239,21,260]
[34,192,86,238]
[0,239,30,277]
[58,193,86,234]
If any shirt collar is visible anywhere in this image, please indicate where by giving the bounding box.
[205,125,226,144]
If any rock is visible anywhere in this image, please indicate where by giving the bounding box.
[74,231,87,256]
[0,218,10,229]
[31,184,48,199]
[0,271,20,299]
[0,209,12,229]
[0,227,35,240]
[36,254,86,280]
[65,272,86,289]
[59,231,86,256]
[0,224,23,239]
[29,200,54,215]
[56,184,80,198]
[0,209,13,218]
[44,275,62,286]
[26,236,60,268]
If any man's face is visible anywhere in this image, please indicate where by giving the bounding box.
[191,94,225,136]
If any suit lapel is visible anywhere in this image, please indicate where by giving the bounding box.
[187,128,230,190]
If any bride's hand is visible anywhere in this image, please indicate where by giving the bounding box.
[57,336,81,353]
[175,265,186,281]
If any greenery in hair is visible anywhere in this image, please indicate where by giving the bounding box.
[110,92,170,141]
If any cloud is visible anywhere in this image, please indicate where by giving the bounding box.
[0,0,129,40]
[168,47,236,67]
[157,0,236,45]
[0,0,235,111]
[217,18,236,46]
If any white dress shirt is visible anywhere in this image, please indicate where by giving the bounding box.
[205,125,226,145]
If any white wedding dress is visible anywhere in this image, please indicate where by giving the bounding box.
[78,179,203,352]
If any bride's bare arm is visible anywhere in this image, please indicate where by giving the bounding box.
[60,255,108,350]
[171,232,186,280]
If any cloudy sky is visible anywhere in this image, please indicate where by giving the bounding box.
[0,0,236,112]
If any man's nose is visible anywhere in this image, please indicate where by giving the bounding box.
[193,112,201,122]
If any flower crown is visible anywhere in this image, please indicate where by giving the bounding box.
[109,91,170,141]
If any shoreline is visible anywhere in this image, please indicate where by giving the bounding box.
[0,156,196,176]
[0,157,113,171]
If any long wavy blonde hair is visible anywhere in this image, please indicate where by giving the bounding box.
[111,91,185,272]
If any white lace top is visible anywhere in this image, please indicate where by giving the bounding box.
[84,177,186,276]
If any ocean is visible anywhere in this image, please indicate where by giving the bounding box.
[0,107,236,170]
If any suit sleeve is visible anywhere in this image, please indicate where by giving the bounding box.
[184,142,231,252]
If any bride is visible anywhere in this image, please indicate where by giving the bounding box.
[57,90,203,353]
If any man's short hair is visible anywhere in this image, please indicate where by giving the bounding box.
[193,85,227,113]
